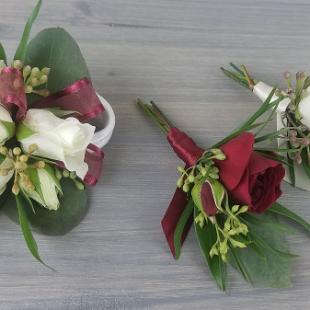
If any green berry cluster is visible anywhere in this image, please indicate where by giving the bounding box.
[209,204,249,262]
[176,148,226,193]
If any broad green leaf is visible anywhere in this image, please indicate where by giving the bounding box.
[16,194,45,265]
[14,0,42,62]
[173,200,194,259]
[25,27,90,94]
[0,42,7,64]
[194,206,227,290]
[234,212,294,288]
[3,178,88,235]
[230,246,253,284]
[268,202,310,234]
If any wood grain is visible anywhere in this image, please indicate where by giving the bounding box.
[0,0,309,309]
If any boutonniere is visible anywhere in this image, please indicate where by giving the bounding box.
[138,98,310,290]
[222,63,310,191]
[0,0,115,266]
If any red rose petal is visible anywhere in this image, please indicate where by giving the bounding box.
[217,132,255,191]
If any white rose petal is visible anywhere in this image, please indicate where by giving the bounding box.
[18,109,95,179]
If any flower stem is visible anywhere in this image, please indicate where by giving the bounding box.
[137,99,172,134]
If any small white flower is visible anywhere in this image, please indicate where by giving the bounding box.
[17,109,95,179]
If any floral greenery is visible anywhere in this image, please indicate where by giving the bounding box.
[221,63,310,186]
[0,1,94,266]
[137,96,310,290]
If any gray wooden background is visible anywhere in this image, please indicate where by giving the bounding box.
[0,0,309,309]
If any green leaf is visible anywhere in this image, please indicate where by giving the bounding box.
[16,123,36,140]
[14,0,42,62]
[16,194,45,264]
[230,245,253,284]
[233,212,294,288]
[268,202,310,234]
[0,42,7,64]
[3,178,88,235]
[255,150,289,166]
[0,121,15,139]
[255,128,288,144]
[194,206,227,290]
[173,200,194,259]
[25,27,90,94]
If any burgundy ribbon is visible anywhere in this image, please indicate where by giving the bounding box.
[0,67,27,121]
[84,144,105,186]
[32,78,105,122]
[162,127,204,257]
[0,67,105,185]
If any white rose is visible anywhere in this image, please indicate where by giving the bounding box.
[17,109,95,179]
[253,81,310,129]
[0,104,15,145]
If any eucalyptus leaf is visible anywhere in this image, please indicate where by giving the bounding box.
[14,0,42,62]
[194,206,227,290]
[3,178,88,235]
[25,27,90,94]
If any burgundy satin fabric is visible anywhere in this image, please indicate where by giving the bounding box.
[167,127,204,167]
[0,67,27,121]
[32,78,105,122]
[162,127,204,257]
[56,144,104,186]
[84,143,105,186]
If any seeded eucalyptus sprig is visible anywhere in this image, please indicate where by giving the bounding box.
[138,96,310,290]
[222,63,310,185]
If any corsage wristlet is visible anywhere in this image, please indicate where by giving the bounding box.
[222,63,310,191]
[138,99,310,290]
[0,0,115,266]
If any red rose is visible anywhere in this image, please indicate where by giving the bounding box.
[164,128,285,257]
[215,132,285,213]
